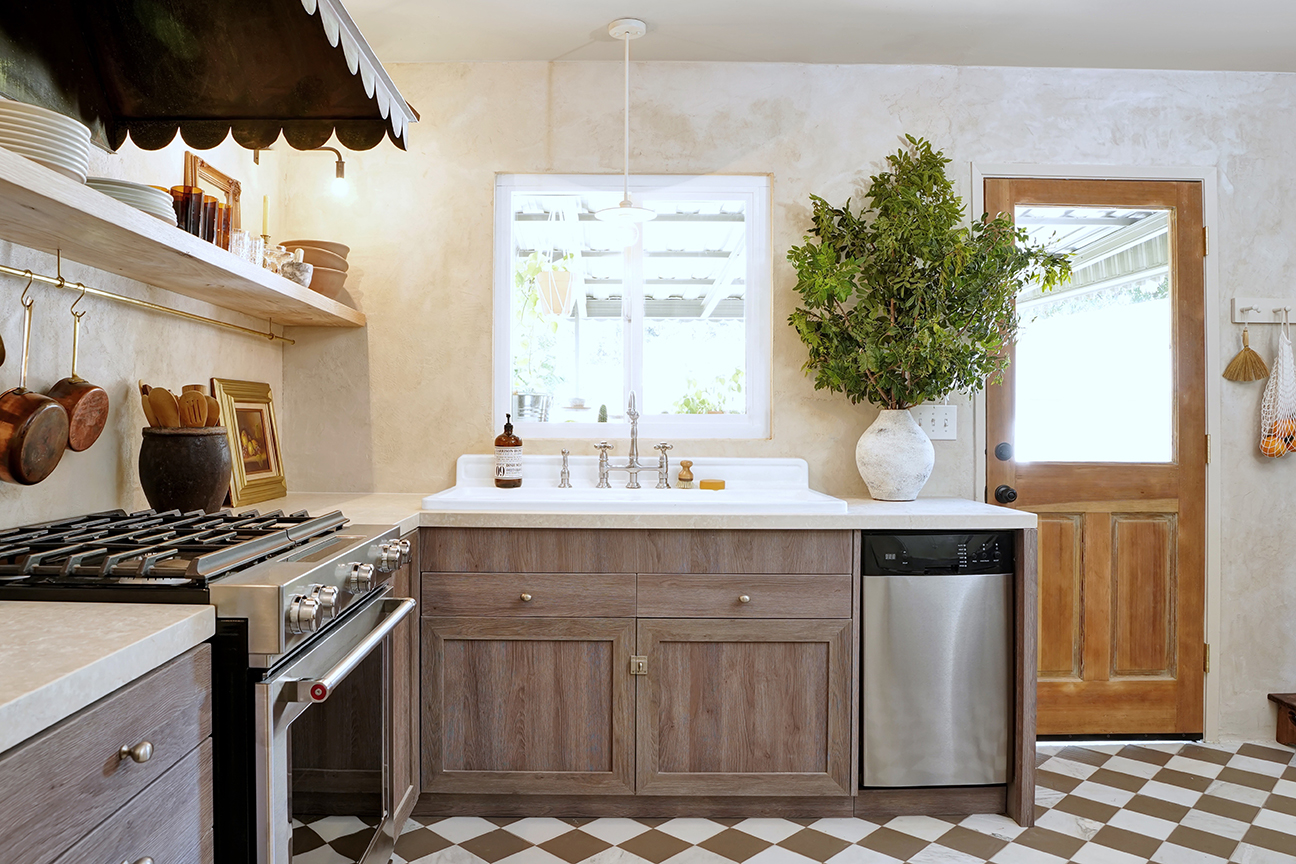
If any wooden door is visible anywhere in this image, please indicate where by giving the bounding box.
[635,618,852,795]
[421,617,636,794]
[985,178,1206,735]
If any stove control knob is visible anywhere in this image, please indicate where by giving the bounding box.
[286,594,322,635]
[347,563,375,592]
[308,584,341,621]
[397,539,412,566]
[375,542,401,573]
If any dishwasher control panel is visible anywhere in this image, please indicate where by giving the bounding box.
[862,532,1014,575]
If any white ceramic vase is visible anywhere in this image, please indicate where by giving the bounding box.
[855,409,935,501]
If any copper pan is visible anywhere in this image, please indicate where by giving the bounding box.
[45,289,108,452]
[0,280,68,485]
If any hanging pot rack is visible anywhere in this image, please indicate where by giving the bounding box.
[0,254,293,345]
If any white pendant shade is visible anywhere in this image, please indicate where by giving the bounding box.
[595,199,656,223]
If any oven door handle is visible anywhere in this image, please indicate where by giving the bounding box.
[284,597,415,703]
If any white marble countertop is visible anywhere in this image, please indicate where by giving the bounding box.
[0,603,214,755]
[254,492,1037,531]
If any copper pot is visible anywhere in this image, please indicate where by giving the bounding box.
[0,292,68,485]
[45,303,108,452]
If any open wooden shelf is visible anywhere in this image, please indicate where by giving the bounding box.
[0,147,364,328]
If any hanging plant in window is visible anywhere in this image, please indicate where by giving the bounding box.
[787,135,1071,500]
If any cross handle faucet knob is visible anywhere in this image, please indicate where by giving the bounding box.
[595,441,614,453]
[654,442,673,453]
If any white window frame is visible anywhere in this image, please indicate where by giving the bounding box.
[493,173,772,440]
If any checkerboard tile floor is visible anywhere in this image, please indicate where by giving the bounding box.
[292,741,1296,864]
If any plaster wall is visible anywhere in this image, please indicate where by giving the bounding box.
[277,61,1296,740]
[0,136,283,525]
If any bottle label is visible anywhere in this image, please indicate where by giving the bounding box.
[495,446,523,479]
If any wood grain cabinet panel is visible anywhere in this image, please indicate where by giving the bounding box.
[636,619,853,796]
[637,573,851,619]
[423,572,637,618]
[54,738,214,864]
[0,645,212,864]
[422,617,636,795]
[638,530,853,575]
[1111,514,1177,677]
[1038,515,1083,680]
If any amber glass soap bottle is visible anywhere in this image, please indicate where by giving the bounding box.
[494,413,522,488]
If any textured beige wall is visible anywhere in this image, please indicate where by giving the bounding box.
[277,61,1296,740]
[0,136,283,525]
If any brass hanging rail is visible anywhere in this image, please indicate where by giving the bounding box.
[0,256,295,346]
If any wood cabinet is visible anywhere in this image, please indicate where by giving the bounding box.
[0,645,213,864]
[419,527,857,806]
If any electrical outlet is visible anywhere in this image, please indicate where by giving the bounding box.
[911,405,957,440]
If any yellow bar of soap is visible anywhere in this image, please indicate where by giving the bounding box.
[699,479,725,490]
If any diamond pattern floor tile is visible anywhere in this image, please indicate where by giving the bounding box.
[319,741,1296,864]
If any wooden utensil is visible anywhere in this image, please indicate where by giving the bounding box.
[177,390,209,427]
[148,387,181,428]
[139,381,158,427]
[205,395,221,427]
[0,290,69,485]
[45,300,109,451]
[182,384,206,393]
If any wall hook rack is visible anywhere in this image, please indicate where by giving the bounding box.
[0,254,294,345]
[1231,297,1294,325]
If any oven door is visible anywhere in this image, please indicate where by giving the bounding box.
[255,586,416,864]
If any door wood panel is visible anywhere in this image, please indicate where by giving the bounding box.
[421,617,635,794]
[985,177,1205,736]
[635,619,852,796]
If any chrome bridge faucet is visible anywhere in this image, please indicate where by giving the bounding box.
[596,392,672,489]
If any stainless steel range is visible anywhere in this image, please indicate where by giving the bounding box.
[0,507,417,864]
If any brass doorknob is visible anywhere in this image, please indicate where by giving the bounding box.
[738,594,751,604]
[118,740,153,763]
[519,593,532,602]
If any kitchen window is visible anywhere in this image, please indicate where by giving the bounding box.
[494,174,771,439]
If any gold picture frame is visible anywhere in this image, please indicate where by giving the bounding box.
[184,151,242,229]
[212,378,285,506]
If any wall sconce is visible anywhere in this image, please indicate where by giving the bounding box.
[312,146,347,196]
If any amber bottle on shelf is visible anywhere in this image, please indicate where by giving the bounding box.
[494,413,523,488]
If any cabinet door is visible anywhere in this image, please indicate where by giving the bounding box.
[636,619,852,796]
[422,617,635,794]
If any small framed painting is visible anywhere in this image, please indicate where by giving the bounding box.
[212,378,286,506]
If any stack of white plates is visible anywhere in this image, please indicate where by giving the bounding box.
[0,101,91,183]
[86,178,177,225]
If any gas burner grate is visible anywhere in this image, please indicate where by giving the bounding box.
[0,508,347,585]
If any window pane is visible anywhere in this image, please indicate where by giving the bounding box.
[639,200,747,416]
[1013,206,1173,463]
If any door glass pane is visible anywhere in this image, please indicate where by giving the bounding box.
[1013,206,1173,463]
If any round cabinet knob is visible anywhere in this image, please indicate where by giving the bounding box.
[738,594,751,604]
[286,594,322,635]
[123,858,154,864]
[520,593,533,602]
[309,584,341,621]
[118,740,153,763]
[994,484,1019,504]
[347,563,375,592]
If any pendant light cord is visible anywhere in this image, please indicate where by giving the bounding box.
[622,31,631,206]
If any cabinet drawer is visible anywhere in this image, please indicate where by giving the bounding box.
[0,644,211,864]
[55,738,213,864]
[423,572,636,617]
[637,573,852,618]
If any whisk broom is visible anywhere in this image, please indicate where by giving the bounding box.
[1223,324,1269,381]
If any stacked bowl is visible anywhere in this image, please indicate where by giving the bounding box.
[282,240,351,301]
[0,100,91,183]
[86,178,178,225]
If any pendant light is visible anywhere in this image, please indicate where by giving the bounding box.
[596,18,655,224]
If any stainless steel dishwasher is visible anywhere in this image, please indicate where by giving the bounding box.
[861,532,1013,787]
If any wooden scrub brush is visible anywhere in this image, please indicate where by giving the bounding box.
[1223,324,1269,381]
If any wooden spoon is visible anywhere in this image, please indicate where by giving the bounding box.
[205,395,221,427]
[177,390,208,427]
[139,381,158,427]
[148,387,180,428]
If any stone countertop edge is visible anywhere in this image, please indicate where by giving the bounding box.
[255,492,1038,531]
[0,603,215,755]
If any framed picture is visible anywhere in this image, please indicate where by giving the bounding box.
[184,151,241,229]
[212,378,285,506]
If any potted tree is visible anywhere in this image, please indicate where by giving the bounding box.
[788,135,1070,500]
